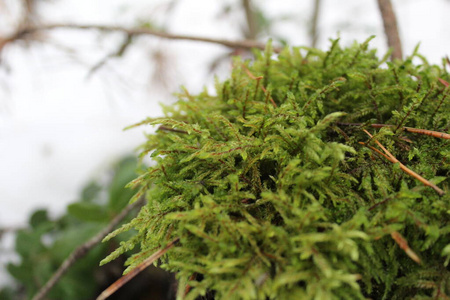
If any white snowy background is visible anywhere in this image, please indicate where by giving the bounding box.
[1,0,449,286]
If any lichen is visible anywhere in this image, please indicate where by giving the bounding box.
[102,38,450,299]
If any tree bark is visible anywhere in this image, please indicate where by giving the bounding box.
[376,0,403,60]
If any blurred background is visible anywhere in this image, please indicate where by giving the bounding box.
[1,0,449,299]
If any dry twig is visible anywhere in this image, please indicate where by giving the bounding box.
[87,33,134,77]
[338,122,450,140]
[96,237,180,300]
[391,231,421,264]
[1,23,281,53]
[31,197,146,300]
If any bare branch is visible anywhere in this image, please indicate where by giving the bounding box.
[21,0,38,26]
[242,0,257,40]
[310,0,322,48]
[1,23,281,53]
[0,27,33,51]
[31,197,146,300]
[86,33,134,78]
[376,0,403,60]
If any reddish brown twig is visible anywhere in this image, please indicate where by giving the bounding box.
[391,231,421,264]
[438,78,450,87]
[184,273,198,297]
[402,127,450,139]
[368,197,393,211]
[96,237,180,300]
[361,130,445,196]
[376,0,403,60]
[31,197,146,300]
[242,65,277,108]
[338,122,450,140]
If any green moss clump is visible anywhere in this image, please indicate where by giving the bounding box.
[102,38,450,299]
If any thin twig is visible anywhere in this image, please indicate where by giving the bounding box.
[31,197,146,300]
[242,0,257,40]
[361,130,445,196]
[338,122,450,140]
[1,23,281,53]
[391,231,421,264]
[157,125,188,134]
[402,127,450,139]
[96,237,180,300]
[376,0,403,60]
[368,196,393,211]
[0,27,34,51]
[184,273,198,297]
[438,77,450,87]
[87,33,134,77]
[310,0,322,48]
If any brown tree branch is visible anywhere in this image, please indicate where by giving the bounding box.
[310,0,322,48]
[31,196,146,300]
[1,23,281,53]
[242,0,258,40]
[0,27,34,51]
[86,33,134,77]
[376,0,403,60]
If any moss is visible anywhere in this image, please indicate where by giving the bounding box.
[103,38,450,299]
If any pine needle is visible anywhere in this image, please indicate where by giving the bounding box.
[96,237,180,300]
[338,123,450,139]
[362,129,445,196]
[391,231,421,264]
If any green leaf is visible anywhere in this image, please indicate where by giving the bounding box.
[442,244,450,267]
[15,229,46,258]
[80,181,101,202]
[108,156,139,213]
[50,223,104,261]
[67,202,109,223]
[29,209,49,229]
